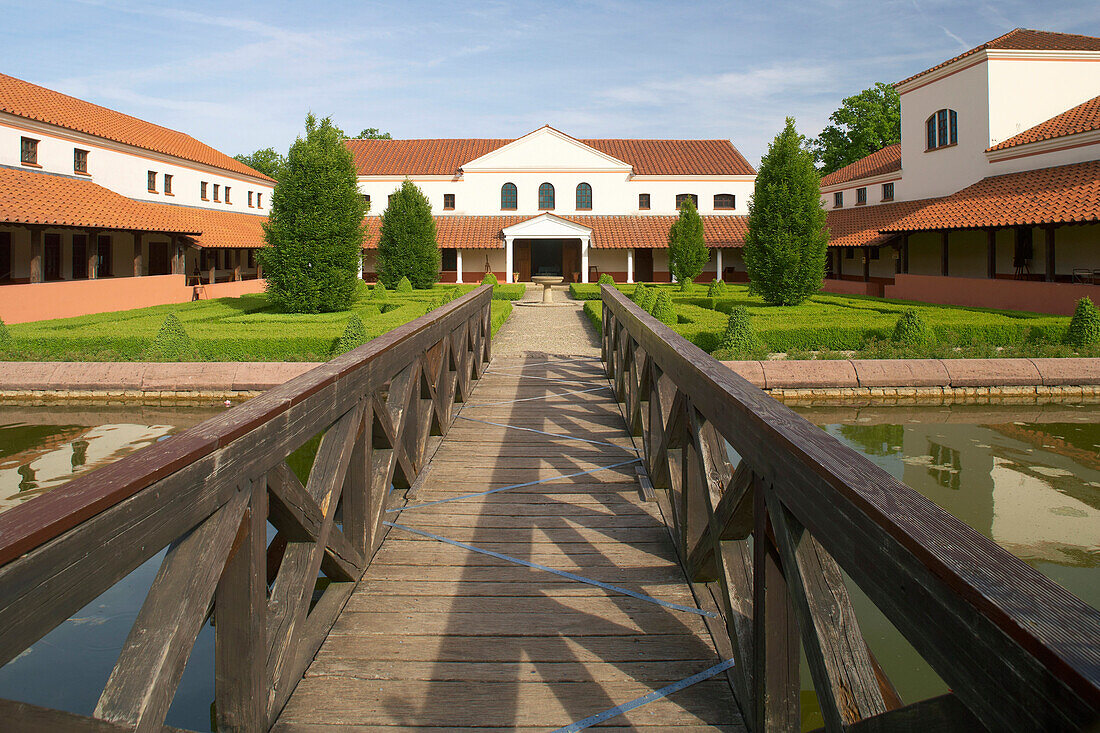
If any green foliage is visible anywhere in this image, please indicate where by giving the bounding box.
[743,117,828,306]
[490,301,512,336]
[491,284,526,301]
[810,82,901,174]
[0,317,9,344]
[377,180,440,289]
[151,313,190,359]
[597,273,615,285]
[481,272,499,286]
[396,276,413,293]
[583,300,603,335]
[233,147,286,181]
[892,309,933,345]
[631,283,649,306]
[641,286,659,314]
[352,128,391,139]
[652,291,677,326]
[668,198,708,290]
[707,278,727,298]
[333,314,368,355]
[1065,297,1100,348]
[259,114,366,313]
[720,306,759,353]
[372,281,388,300]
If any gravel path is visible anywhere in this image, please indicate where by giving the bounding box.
[492,286,601,358]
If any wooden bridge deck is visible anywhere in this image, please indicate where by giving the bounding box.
[274,354,744,732]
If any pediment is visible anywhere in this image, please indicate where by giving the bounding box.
[501,213,593,238]
[462,126,632,172]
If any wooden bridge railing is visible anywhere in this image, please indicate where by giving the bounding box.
[600,285,1100,733]
[0,284,493,732]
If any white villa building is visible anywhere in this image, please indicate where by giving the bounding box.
[353,126,755,283]
[0,72,273,321]
[819,28,1100,313]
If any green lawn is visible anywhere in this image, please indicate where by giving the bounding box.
[1,283,521,362]
[573,283,1085,359]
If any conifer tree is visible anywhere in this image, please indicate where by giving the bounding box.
[259,114,366,313]
[377,180,440,289]
[668,198,708,291]
[743,117,829,306]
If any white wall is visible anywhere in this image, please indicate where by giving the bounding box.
[986,138,1100,176]
[0,114,274,214]
[820,177,904,209]
[986,56,1100,148]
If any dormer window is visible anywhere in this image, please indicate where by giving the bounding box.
[926,109,958,150]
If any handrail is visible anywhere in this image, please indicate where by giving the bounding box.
[600,284,1100,733]
[0,284,494,731]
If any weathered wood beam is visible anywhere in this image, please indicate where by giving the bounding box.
[0,698,186,732]
[687,461,753,581]
[807,692,986,733]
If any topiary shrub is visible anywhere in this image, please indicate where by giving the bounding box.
[482,272,498,286]
[396,276,413,293]
[642,287,659,314]
[631,283,649,306]
[152,313,190,359]
[668,198,708,290]
[1065,297,1100,348]
[360,304,381,319]
[720,306,760,353]
[597,273,615,285]
[707,278,727,298]
[333,314,368,356]
[892,309,933,346]
[652,291,677,326]
[372,281,387,300]
[377,179,440,289]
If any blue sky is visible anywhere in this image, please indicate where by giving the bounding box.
[3,0,1099,166]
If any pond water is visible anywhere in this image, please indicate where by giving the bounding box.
[0,403,1096,730]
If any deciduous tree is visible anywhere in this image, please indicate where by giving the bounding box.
[810,82,900,174]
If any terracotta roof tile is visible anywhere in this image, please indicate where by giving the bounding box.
[882,160,1100,231]
[347,136,756,176]
[988,94,1100,151]
[160,206,268,249]
[819,144,901,188]
[825,199,940,247]
[0,73,274,183]
[897,28,1100,87]
[363,214,749,250]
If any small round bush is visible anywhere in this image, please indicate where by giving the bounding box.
[707,278,727,298]
[449,286,462,302]
[372,281,387,300]
[396,276,413,293]
[642,287,659,314]
[679,277,695,293]
[720,306,759,353]
[631,283,649,306]
[652,291,677,326]
[597,273,615,285]
[152,313,190,359]
[481,272,498,286]
[1066,297,1100,348]
[892,309,933,346]
[334,314,368,355]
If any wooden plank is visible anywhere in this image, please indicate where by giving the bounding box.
[0,698,185,733]
[807,692,986,733]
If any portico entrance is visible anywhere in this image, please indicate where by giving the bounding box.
[503,213,591,283]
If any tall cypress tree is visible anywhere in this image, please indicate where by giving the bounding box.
[377,180,440,289]
[259,114,366,313]
[667,198,708,291]
[743,117,829,306]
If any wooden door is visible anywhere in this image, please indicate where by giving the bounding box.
[0,232,10,281]
[515,241,531,282]
[148,241,170,276]
[635,248,653,282]
[562,240,581,283]
[44,233,61,281]
[72,235,88,279]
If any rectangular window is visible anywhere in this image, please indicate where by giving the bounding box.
[856,187,867,205]
[441,248,458,271]
[638,193,650,210]
[74,148,88,174]
[248,191,253,207]
[362,193,370,207]
[881,182,894,201]
[834,192,843,208]
[937,109,948,147]
[164,174,173,195]
[949,109,958,145]
[213,184,220,202]
[97,235,112,277]
[147,171,157,192]
[443,193,455,210]
[713,193,736,209]
[870,247,880,260]
[20,137,38,165]
[256,193,262,208]
[224,186,231,204]
[927,117,936,150]
[201,182,208,200]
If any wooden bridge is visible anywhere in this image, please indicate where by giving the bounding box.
[0,284,1097,732]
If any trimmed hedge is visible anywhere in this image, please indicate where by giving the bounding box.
[583,301,603,335]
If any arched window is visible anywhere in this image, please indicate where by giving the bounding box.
[675,193,698,210]
[501,182,517,210]
[576,182,592,210]
[539,182,555,210]
[713,193,736,209]
[926,109,958,150]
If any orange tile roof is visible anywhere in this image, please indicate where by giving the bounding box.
[159,205,268,249]
[897,28,1100,87]
[0,166,199,233]
[988,94,1100,152]
[0,73,274,183]
[825,199,940,247]
[363,214,749,250]
[347,135,755,176]
[819,144,901,188]
[882,160,1100,231]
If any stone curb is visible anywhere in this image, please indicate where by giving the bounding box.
[0,362,321,394]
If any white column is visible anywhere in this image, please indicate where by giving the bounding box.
[456,249,463,284]
[626,248,634,284]
[716,248,723,281]
[505,237,514,283]
[358,251,364,279]
[581,237,590,283]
